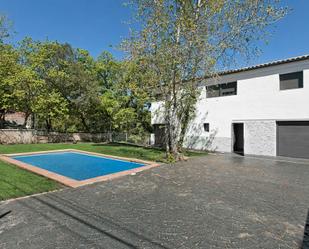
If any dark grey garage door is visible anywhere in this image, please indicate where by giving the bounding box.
[277,121,309,159]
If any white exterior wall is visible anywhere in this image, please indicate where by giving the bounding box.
[151,63,309,156]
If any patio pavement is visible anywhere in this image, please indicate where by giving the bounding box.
[0,154,309,249]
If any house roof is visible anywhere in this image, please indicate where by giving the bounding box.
[217,54,309,76]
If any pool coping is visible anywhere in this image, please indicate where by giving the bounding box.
[0,149,161,188]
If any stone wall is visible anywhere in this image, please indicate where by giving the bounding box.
[244,120,276,156]
[0,129,150,146]
[0,129,36,144]
[0,130,111,145]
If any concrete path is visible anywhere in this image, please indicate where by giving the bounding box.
[1,154,309,249]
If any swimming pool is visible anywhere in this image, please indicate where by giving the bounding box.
[2,150,158,187]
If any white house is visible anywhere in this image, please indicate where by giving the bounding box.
[151,55,309,159]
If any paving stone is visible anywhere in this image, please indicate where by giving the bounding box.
[1,154,309,249]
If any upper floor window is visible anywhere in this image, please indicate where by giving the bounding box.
[279,71,303,90]
[206,81,237,98]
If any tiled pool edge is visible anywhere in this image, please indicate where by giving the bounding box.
[0,149,161,188]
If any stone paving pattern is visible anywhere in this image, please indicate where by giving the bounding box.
[1,154,309,248]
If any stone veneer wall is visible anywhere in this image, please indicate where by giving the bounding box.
[181,120,277,155]
[0,130,111,145]
[244,120,276,156]
[0,130,150,145]
[0,129,36,144]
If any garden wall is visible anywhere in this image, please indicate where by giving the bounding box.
[0,129,151,146]
[0,129,111,144]
[0,129,36,144]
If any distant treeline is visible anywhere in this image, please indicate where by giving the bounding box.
[0,38,152,136]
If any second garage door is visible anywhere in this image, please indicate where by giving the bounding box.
[277,121,309,159]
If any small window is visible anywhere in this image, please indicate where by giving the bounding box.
[204,123,209,132]
[206,82,237,98]
[280,71,303,90]
[206,85,220,98]
[221,82,237,96]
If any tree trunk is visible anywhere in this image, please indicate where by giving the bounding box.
[169,108,183,161]
[46,118,52,132]
[164,95,183,161]
[23,112,30,128]
[0,110,6,129]
[178,115,189,152]
[177,100,193,151]
[109,123,113,142]
[31,114,35,129]
[80,114,89,132]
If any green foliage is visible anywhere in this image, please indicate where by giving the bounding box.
[114,107,137,131]
[0,13,152,134]
[0,44,22,127]
[0,35,151,134]
[33,91,69,131]
[97,51,121,91]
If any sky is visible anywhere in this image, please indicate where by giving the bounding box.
[0,0,309,68]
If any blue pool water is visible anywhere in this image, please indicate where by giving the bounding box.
[12,152,145,181]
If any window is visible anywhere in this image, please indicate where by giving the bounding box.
[204,123,209,132]
[280,71,303,90]
[206,85,220,98]
[206,82,237,98]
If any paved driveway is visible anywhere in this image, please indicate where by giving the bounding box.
[1,154,309,249]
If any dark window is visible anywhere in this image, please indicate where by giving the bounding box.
[206,85,220,98]
[280,71,303,90]
[206,82,237,98]
[221,82,237,96]
[204,123,209,132]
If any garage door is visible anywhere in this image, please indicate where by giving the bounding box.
[277,121,309,159]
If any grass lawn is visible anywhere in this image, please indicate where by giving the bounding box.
[0,143,207,201]
[0,142,207,162]
[0,160,60,201]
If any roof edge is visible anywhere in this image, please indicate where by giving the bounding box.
[216,54,309,76]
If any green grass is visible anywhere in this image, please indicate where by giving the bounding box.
[0,160,60,201]
[0,143,207,201]
[0,142,207,162]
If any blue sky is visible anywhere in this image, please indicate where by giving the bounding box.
[0,0,309,67]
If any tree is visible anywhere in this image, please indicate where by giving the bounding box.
[0,15,15,127]
[18,38,72,130]
[7,67,42,127]
[0,18,152,134]
[123,0,287,160]
[0,44,20,128]
[32,91,69,132]
[96,51,121,91]
[19,39,101,132]
[118,60,153,134]
[100,90,138,137]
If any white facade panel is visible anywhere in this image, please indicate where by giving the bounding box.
[151,61,309,156]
